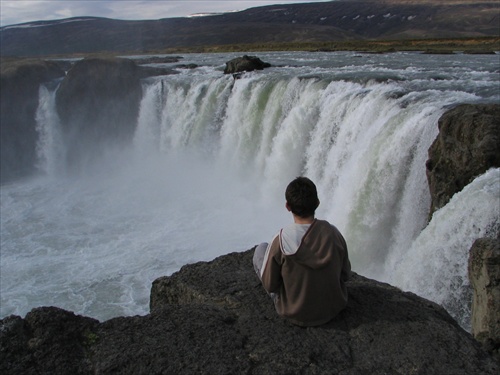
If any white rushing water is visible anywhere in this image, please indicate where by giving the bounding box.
[1,52,499,329]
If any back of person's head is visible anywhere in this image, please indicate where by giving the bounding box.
[285,177,319,218]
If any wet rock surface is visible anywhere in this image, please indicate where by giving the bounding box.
[426,103,500,215]
[426,104,499,359]
[469,237,500,361]
[224,55,271,74]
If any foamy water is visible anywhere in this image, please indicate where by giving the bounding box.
[1,52,499,328]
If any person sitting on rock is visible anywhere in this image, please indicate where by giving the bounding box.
[253,176,351,326]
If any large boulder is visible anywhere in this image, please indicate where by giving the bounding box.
[55,58,144,169]
[426,104,500,215]
[224,55,271,74]
[2,249,498,374]
[0,58,65,182]
[469,237,500,361]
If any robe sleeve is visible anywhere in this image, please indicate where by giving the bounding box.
[261,234,283,293]
[340,237,351,282]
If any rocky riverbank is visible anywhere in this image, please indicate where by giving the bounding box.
[1,249,499,374]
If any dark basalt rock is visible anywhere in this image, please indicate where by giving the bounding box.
[2,249,498,374]
[137,65,178,77]
[133,56,183,65]
[174,63,198,70]
[0,308,99,374]
[423,49,455,54]
[463,50,497,55]
[469,237,500,361]
[426,104,500,215]
[224,55,271,74]
[425,104,500,357]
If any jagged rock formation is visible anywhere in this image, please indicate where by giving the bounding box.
[469,237,500,361]
[223,55,271,74]
[425,103,500,358]
[1,249,498,374]
[426,103,500,215]
[0,59,65,182]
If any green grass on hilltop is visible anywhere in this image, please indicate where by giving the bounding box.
[3,37,498,61]
[153,37,500,54]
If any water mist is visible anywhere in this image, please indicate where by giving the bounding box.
[1,52,498,330]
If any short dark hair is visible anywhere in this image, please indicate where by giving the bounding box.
[285,177,319,218]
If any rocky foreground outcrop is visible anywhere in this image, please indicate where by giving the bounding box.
[1,249,498,374]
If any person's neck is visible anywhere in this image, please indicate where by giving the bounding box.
[293,215,315,224]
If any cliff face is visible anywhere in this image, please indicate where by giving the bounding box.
[0,57,174,181]
[469,237,500,361]
[54,58,143,170]
[426,104,500,215]
[1,250,498,374]
[426,103,500,360]
[0,59,65,182]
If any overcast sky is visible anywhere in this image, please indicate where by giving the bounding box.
[0,0,333,27]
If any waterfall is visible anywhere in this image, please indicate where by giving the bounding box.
[388,168,500,330]
[134,74,486,276]
[134,76,233,155]
[5,53,496,325]
[35,85,65,176]
[130,73,496,327]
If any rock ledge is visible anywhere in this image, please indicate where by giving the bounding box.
[1,249,498,374]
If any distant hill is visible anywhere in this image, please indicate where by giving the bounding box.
[1,0,499,56]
